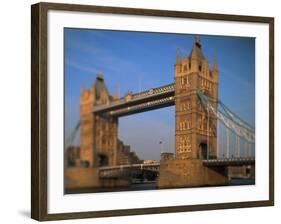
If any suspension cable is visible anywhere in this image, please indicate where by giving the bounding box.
[237,136,240,157]
[65,121,80,148]
[226,128,230,158]
[196,90,255,143]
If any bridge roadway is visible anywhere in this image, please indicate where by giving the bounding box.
[93,83,175,116]
[202,157,255,166]
[99,158,255,179]
[99,163,160,179]
[99,162,160,171]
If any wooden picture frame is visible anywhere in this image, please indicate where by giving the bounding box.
[31,2,274,221]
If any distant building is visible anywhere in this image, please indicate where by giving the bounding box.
[128,151,141,164]
[66,146,80,167]
[116,140,141,165]
[66,140,141,168]
[161,152,174,161]
[228,165,255,180]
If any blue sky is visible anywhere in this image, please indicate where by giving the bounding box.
[64,28,255,160]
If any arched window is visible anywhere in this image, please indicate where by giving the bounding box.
[187,121,191,129]
[199,143,208,159]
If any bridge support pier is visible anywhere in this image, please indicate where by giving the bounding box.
[65,167,101,190]
[64,167,130,192]
[157,159,227,188]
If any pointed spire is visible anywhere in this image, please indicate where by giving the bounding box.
[81,81,86,93]
[183,54,188,60]
[194,36,201,48]
[95,71,109,101]
[91,79,95,94]
[176,48,181,64]
[213,49,218,71]
[91,79,95,87]
[113,85,120,99]
[97,71,104,80]
[190,37,205,61]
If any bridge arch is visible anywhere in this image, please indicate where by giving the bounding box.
[198,141,208,160]
[98,153,109,167]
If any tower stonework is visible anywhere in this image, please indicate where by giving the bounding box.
[174,39,218,160]
[80,83,95,166]
[80,73,118,167]
[158,39,226,188]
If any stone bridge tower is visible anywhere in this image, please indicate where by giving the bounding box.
[158,38,225,188]
[174,38,218,160]
[80,73,118,167]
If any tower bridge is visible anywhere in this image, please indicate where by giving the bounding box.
[65,38,255,190]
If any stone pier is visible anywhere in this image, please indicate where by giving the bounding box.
[157,159,227,188]
[64,167,130,191]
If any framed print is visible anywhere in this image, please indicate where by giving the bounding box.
[31,2,274,221]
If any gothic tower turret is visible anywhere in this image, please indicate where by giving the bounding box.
[80,73,118,167]
[80,82,96,166]
[174,38,219,160]
[175,48,182,75]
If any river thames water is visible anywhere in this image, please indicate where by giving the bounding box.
[66,179,255,194]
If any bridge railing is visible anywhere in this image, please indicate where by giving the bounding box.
[203,157,255,166]
[108,96,175,116]
[99,162,160,171]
